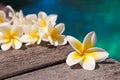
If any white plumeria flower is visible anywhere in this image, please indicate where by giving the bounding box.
[0,23,23,51]
[20,25,41,46]
[41,22,67,46]
[0,10,8,24]
[25,14,37,25]
[38,11,57,30]
[66,31,109,70]
[13,10,25,25]
[7,5,25,26]
[26,12,57,31]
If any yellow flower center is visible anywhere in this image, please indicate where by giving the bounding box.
[39,19,47,29]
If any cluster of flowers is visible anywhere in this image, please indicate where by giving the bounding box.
[0,5,67,50]
[0,5,109,70]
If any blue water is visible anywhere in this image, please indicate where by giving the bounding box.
[6,0,120,61]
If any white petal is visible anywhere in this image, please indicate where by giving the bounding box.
[86,47,109,62]
[66,36,82,53]
[81,55,95,70]
[7,5,16,17]
[36,38,41,45]
[54,23,65,34]
[25,14,37,23]
[48,14,57,26]
[22,25,38,34]
[66,51,83,66]
[83,31,96,51]
[11,25,23,37]
[1,41,12,51]
[52,41,58,46]
[38,11,47,20]
[54,35,67,46]
[20,35,34,42]
[13,38,22,49]
[41,32,49,41]
[46,22,53,34]
[0,23,11,35]
[0,33,9,43]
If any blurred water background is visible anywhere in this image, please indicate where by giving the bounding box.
[1,0,120,61]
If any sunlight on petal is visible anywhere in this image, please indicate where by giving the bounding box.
[1,41,12,51]
[83,31,96,51]
[81,55,95,70]
[13,38,22,49]
[66,51,83,66]
[36,38,41,45]
[86,47,109,62]
[54,23,65,34]
[67,36,82,53]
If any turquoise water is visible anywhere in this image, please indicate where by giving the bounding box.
[3,0,120,61]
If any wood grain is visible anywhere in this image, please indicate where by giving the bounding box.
[0,43,73,79]
[6,59,120,80]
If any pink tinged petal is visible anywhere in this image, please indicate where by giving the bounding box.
[83,31,96,51]
[66,36,82,54]
[47,14,57,26]
[1,41,12,51]
[81,55,95,70]
[86,47,109,62]
[12,38,22,49]
[54,23,65,34]
[66,51,83,66]
[38,11,47,20]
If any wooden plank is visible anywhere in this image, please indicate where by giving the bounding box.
[6,59,120,80]
[0,43,73,79]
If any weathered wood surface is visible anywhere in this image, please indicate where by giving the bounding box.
[0,43,73,79]
[6,59,120,80]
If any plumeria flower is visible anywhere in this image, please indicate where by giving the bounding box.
[13,10,25,25]
[26,12,57,31]
[66,31,109,70]
[0,10,8,24]
[0,23,23,51]
[38,12,57,30]
[7,5,25,26]
[20,25,41,46]
[41,22,67,46]
[25,14,37,25]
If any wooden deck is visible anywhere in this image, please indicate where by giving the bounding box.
[0,44,120,80]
